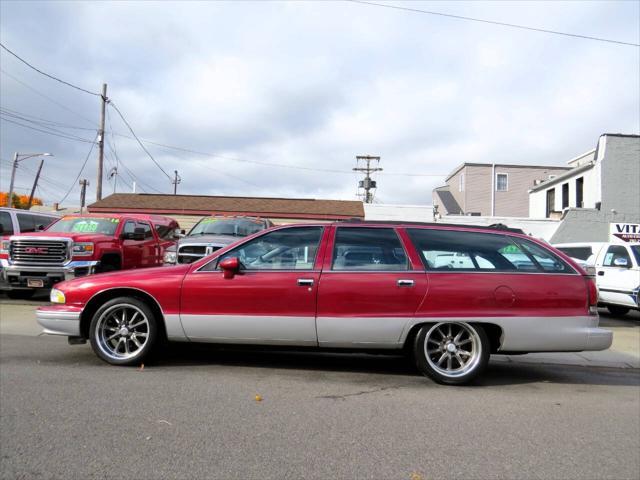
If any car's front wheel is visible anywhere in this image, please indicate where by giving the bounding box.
[413,322,490,385]
[89,297,158,366]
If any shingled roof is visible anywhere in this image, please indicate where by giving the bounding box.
[88,193,364,220]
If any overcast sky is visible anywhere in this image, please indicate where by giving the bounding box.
[1,0,638,207]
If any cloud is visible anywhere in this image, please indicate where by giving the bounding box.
[1,0,638,206]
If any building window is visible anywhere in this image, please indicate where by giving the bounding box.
[459,174,464,192]
[546,188,555,218]
[496,173,508,191]
[576,177,584,207]
[562,183,569,209]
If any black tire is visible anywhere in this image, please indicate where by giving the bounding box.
[89,296,159,366]
[7,290,35,300]
[413,322,490,385]
[607,305,630,316]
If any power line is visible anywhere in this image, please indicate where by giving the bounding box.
[347,0,640,47]
[0,116,98,144]
[58,134,99,204]
[0,68,97,125]
[0,111,96,139]
[0,107,97,131]
[108,102,173,181]
[0,42,102,95]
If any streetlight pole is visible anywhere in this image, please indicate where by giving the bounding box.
[6,152,53,207]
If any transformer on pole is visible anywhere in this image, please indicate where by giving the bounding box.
[353,155,382,203]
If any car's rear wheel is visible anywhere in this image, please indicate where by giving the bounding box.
[606,305,630,316]
[89,297,158,366]
[414,322,489,385]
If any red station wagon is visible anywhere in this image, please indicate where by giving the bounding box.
[36,221,612,385]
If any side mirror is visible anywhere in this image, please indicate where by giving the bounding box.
[37,224,45,231]
[219,257,240,279]
[613,257,629,267]
[174,228,185,239]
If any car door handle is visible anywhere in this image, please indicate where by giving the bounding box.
[597,271,605,276]
[397,279,415,287]
[297,278,314,286]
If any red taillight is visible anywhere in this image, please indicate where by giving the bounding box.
[586,276,598,314]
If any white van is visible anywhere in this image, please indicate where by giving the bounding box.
[554,242,640,316]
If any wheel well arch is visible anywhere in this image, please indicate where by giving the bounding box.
[79,288,167,340]
[99,253,122,268]
[403,321,503,354]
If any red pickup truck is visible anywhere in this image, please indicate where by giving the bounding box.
[0,213,179,298]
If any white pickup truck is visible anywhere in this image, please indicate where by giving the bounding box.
[554,242,640,316]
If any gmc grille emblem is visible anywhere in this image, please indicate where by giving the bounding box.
[25,247,48,254]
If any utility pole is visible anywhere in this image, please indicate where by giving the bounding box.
[26,159,44,209]
[7,152,52,207]
[172,170,181,195]
[353,155,382,203]
[79,179,89,213]
[6,152,18,207]
[96,83,108,201]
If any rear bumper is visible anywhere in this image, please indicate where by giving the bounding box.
[0,259,99,290]
[36,306,83,336]
[494,315,613,352]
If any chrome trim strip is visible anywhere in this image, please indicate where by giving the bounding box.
[599,287,635,295]
[423,270,580,276]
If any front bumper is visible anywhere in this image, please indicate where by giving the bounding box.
[0,259,100,290]
[36,306,83,336]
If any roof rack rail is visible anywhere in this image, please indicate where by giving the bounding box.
[338,219,525,234]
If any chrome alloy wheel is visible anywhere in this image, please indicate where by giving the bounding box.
[424,322,482,378]
[95,304,150,361]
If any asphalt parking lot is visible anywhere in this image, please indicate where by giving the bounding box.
[1,296,639,480]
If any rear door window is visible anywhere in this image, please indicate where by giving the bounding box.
[0,211,14,235]
[332,227,408,271]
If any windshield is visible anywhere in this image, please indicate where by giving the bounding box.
[188,218,264,237]
[46,216,120,235]
[631,245,640,266]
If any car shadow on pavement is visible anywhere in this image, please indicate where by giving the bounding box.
[151,342,640,388]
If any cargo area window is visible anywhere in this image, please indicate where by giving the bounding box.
[332,227,408,271]
[407,229,573,273]
[514,238,572,273]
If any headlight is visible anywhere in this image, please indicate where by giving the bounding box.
[163,250,177,264]
[50,288,66,304]
[0,240,9,255]
[72,242,94,256]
